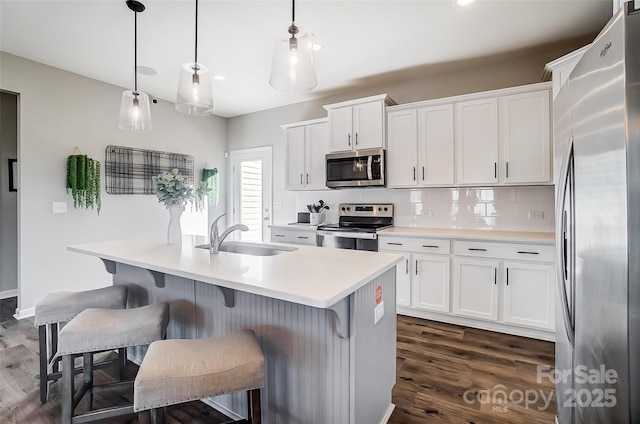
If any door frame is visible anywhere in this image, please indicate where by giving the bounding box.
[228,146,273,242]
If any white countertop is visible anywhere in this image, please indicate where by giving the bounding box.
[68,238,403,309]
[269,223,319,230]
[379,227,555,244]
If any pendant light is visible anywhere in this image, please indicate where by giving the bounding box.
[176,0,214,115]
[118,0,151,131]
[269,0,317,92]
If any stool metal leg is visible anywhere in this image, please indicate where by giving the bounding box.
[38,325,48,404]
[248,389,261,424]
[51,323,59,374]
[118,347,126,380]
[83,352,94,412]
[61,354,74,424]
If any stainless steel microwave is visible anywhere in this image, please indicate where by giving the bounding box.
[325,148,385,188]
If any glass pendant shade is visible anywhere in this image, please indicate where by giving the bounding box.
[176,62,214,115]
[270,29,317,92]
[118,90,152,131]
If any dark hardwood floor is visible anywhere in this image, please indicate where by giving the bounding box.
[0,297,555,423]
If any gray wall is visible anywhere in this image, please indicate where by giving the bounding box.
[0,91,18,296]
[0,52,228,316]
[227,36,595,225]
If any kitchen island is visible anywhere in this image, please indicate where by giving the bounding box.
[68,238,403,424]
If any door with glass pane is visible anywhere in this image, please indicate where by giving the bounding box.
[229,147,272,242]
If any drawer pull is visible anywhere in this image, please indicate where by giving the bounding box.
[415,259,418,275]
[506,268,509,285]
[422,245,439,249]
[274,234,285,237]
[517,251,539,255]
[494,267,497,285]
[405,259,409,274]
[387,242,403,246]
[297,236,309,239]
[468,248,487,252]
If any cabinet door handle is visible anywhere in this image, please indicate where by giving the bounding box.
[494,267,497,285]
[306,173,309,184]
[405,259,409,274]
[348,133,351,146]
[300,174,303,184]
[506,161,509,179]
[297,236,309,239]
[517,251,540,255]
[355,132,358,145]
[506,268,509,286]
[274,234,285,237]
[413,167,416,181]
[422,166,425,181]
[494,162,497,179]
[387,242,403,246]
[415,259,419,275]
[468,248,487,252]
[422,245,439,249]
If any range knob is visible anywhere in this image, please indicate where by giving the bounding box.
[341,207,346,211]
[347,207,351,211]
[378,207,382,211]
[384,207,388,211]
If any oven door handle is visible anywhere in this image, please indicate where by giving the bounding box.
[317,230,377,240]
[367,156,373,180]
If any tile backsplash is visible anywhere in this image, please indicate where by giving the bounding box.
[293,186,554,233]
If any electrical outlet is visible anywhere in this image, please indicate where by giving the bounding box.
[529,211,544,220]
[52,202,67,214]
[374,302,384,324]
[423,210,433,217]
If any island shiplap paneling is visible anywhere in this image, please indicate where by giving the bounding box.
[113,263,196,360]
[194,281,351,424]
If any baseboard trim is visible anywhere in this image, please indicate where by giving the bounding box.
[380,403,395,424]
[0,289,17,299]
[14,306,35,320]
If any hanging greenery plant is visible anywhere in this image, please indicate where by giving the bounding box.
[201,168,219,206]
[66,154,101,214]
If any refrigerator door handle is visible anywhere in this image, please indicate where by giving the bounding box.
[555,137,575,348]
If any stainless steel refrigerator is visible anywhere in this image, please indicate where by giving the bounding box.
[553,2,640,423]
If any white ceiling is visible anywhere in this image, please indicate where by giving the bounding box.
[1,0,612,118]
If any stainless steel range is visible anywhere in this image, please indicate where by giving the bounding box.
[316,203,393,251]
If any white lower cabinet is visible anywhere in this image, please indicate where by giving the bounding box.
[414,254,450,313]
[502,261,555,330]
[380,236,451,313]
[270,226,316,246]
[452,258,499,320]
[394,253,412,307]
[380,234,555,340]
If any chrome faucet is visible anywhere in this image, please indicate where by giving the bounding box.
[210,213,249,254]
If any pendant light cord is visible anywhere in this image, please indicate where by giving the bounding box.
[194,0,199,64]
[292,0,295,23]
[134,8,138,93]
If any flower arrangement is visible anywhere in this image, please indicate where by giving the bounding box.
[152,168,203,211]
[66,154,101,214]
[307,200,329,213]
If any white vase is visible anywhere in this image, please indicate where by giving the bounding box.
[167,204,185,245]
[310,211,325,225]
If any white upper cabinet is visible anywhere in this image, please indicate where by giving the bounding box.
[283,119,328,191]
[545,45,589,100]
[387,105,455,187]
[419,104,455,186]
[387,109,418,186]
[455,98,500,185]
[500,90,551,184]
[324,94,395,153]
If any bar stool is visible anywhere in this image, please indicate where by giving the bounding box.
[34,285,127,403]
[58,302,170,424]
[134,330,265,424]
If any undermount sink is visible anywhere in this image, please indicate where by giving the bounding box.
[195,241,298,256]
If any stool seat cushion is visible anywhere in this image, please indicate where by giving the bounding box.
[134,330,264,412]
[58,303,170,356]
[34,285,127,326]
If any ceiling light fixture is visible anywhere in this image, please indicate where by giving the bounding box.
[176,0,214,115]
[455,0,477,7]
[118,0,151,131]
[269,0,317,92]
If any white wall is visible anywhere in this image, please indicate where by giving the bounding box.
[0,52,228,317]
[0,92,18,297]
